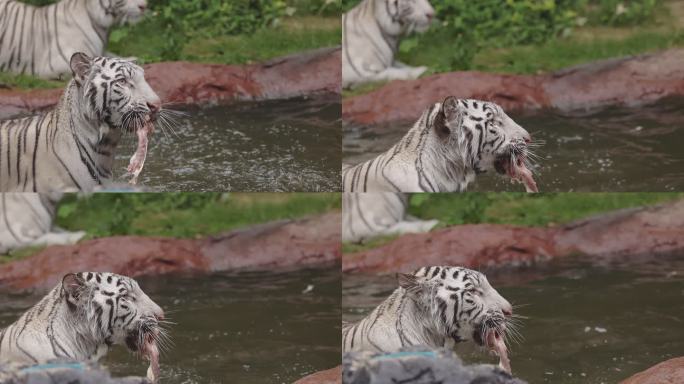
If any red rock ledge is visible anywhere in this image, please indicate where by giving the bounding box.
[0,47,341,119]
[0,212,341,292]
[343,49,684,126]
[343,200,684,273]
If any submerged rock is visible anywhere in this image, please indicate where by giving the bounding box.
[343,49,684,126]
[343,347,526,384]
[294,366,342,384]
[620,357,684,384]
[0,360,146,384]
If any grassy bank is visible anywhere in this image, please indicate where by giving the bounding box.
[343,193,684,253]
[0,15,338,90]
[343,0,684,97]
[56,193,340,238]
[1,193,340,263]
[0,72,66,90]
[108,15,339,65]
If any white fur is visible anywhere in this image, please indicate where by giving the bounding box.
[0,193,85,254]
[342,0,434,88]
[0,0,146,79]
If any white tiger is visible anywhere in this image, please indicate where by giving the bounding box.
[342,0,435,88]
[0,0,147,79]
[0,52,164,192]
[342,97,539,193]
[0,193,85,254]
[342,192,437,243]
[0,272,167,373]
[342,266,518,371]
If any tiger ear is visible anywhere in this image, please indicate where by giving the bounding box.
[433,96,461,140]
[62,273,86,305]
[70,52,92,84]
[397,273,425,297]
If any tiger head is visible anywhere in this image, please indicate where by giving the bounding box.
[376,0,435,34]
[432,97,536,188]
[69,52,161,136]
[88,0,148,26]
[398,266,514,348]
[61,272,167,355]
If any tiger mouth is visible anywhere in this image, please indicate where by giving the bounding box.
[493,148,538,193]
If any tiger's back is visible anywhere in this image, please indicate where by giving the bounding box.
[0,0,146,79]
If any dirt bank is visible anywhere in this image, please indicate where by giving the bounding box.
[0,47,340,120]
[343,200,684,273]
[0,212,341,292]
[293,366,341,384]
[343,49,684,126]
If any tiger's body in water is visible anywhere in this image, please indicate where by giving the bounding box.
[342,266,516,358]
[0,0,146,79]
[0,52,163,192]
[342,97,536,193]
[0,272,166,366]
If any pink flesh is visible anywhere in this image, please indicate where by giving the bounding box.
[143,335,160,383]
[509,158,538,193]
[127,120,154,185]
[487,329,511,374]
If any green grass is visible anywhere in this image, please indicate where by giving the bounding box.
[342,234,400,254]
[343,193,684,253]
[409,193,684,227]
[397,27,684,76]
[109,15,340,65]
[56,193,340,239]
[0,71,66,90]
[0,15,339,90]
[0,246,46,265]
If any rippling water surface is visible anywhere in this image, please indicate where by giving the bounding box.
[0,266,341,384]
[343,99,684,191]
[343,257,684,384]
[115,97,341,192]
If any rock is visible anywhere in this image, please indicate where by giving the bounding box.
[0,360,146,384]
[343,200,684,273]
[620,357,684,384]
[0,47,341,120]
[343,347,526,384]
[342,49,684,126]
[294,366,342,384]
[0,212,341,292]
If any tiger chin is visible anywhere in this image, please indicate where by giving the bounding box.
[342,266,518,373]
[0,52,163,193]
[342,97,539,193]
[0,272,167,379]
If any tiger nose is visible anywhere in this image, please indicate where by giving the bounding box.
[147,101,160,116]
[426,11,434,21]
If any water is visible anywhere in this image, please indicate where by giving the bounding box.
[111,97,342,192]
[343,99,684,191]
[343,257,684,384]
[0,266,341,384]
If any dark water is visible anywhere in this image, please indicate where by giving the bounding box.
[114,97,342,192]
[343,99,684,192]
[0,266,341,384]
[343,257,684,384]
